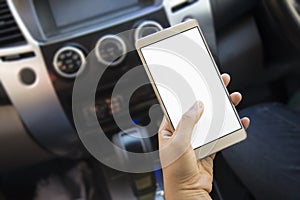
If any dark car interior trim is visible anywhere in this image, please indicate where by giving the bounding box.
[1,0,300,199]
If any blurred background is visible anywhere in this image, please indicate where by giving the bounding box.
[0,0,299,199]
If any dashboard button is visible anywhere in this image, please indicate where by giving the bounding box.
[19,68,36,85]
[95,35,127,66]
[135,20,163,41]
[53,46,86,78]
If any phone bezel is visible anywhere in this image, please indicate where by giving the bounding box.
[136,19,247,159]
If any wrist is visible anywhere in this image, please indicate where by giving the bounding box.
[163,174,212,199]
[164,187,212,200]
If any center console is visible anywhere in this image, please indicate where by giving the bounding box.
[39,2,170,151]
[0,0,216,157]
[0,0,217,198]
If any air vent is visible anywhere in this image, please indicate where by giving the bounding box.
[171,0,198,13]
[0,0,26,48]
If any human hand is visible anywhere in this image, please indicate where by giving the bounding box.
[158,74,250,200]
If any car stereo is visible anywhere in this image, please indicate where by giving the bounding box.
[33,0,160,38]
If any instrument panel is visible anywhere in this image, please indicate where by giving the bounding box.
[0,0,217,164]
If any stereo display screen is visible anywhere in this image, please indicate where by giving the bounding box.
[33,0,157,38]
[48,0,138,27]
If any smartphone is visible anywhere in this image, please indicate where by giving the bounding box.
[136,19,247,159]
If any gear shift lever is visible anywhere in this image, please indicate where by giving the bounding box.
[112,127,157,200]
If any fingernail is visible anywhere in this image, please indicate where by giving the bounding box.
[191,102,199,112]
[192,101,203,112]
[198,101,204,109]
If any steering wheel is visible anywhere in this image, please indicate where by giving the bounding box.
[265,0,300,48]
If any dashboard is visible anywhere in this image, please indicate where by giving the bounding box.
[0,0,264,172]
[0,0,220,169]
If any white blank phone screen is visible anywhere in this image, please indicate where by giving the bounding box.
[140,27,242,149]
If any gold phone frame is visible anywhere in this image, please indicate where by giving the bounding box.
[136,19,247,159]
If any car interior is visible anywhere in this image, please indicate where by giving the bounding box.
[0,0,299,199]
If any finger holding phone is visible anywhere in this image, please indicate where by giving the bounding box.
[158,74,250,200]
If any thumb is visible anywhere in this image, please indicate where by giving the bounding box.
[175,101,204,142]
